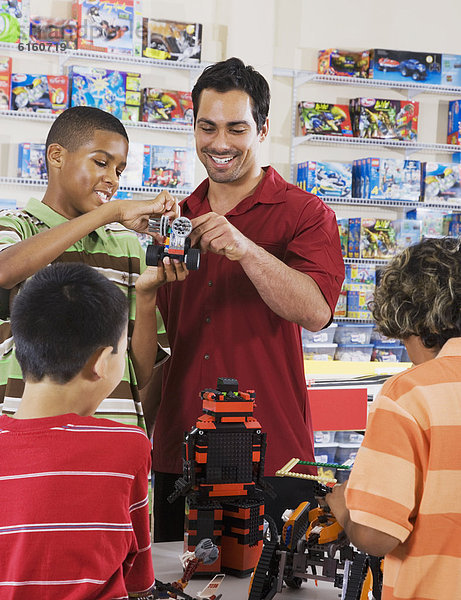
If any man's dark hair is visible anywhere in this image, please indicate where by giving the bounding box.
[45,106,128,169]
[192,57,270,132]
[11,262,129,384]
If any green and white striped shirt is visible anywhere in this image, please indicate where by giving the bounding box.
[0,198,165,431]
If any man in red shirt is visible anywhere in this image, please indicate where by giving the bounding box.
[145,57,345,542]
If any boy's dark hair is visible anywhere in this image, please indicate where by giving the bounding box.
[45,106,128,169]
[192,57,270,132]
[371,237,461,349]
[11,262,129,384]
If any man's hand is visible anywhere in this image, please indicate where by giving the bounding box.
[114,191,179,234]
[189,212,250,261]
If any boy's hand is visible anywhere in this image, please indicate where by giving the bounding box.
[135,258,189,296]
[114,191,179,233]
[327,481,348,527]
[189,212,250,261]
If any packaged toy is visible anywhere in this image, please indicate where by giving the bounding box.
[0,199,16,210]
[141,88,193,124]
[0,56,11,109]
[69,65,141,121]
[350,98,419,140]
[333,289,347,318]
[360,157,421,201]
[11,74,68,113]
[393,219,422,252]
[119,142,144,187]
[142,18,202,62]
[302,161,352,197]
[297,102,353,137]
[0,0,29,43]
[406,207,447,237]
[142,144,194,190]
[422,162,461,202]
[441,54,461,87]
[360,218,397,259]
[30,16,77,48]
[17,142,47,179]
[345,263,376,286]
[447,100,461,145]
[337,218,348,257]
[72,0,142,55]
[443,213,461,237]
[368,48,442,85]
[317,49,370,78]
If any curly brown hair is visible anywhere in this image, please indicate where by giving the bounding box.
[371,237,461,349]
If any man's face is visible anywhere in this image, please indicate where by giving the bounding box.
[194,88,268,184]
[48,129,128,219]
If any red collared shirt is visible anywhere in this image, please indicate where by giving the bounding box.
[154,167,344,475]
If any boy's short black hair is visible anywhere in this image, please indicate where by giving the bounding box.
[192,57,270,132]
[11,262,129,384]
[45,106,128,168]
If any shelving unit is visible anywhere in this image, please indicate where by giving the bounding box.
[0,42,208,205]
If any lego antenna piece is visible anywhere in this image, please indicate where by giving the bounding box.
[275,458,338,484]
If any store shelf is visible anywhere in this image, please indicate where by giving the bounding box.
[0,42,209,72]
[0,177,193,197]
[294,134,461,154]
[274,68,461,96]
[319,195,461,211]
[0,109,194,133]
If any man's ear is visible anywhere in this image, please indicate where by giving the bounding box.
[82,346,113,382]
[259,118,269,142]
[47,143,66,170]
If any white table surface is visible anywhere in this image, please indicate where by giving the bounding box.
[152,541,343,600]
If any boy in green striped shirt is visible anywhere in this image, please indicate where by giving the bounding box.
[0,106,187,431]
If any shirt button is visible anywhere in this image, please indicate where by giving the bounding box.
[204,354,210,360]
[205,317,211,323]
[208,281,213,286]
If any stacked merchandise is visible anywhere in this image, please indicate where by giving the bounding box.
[297,102,352,137]
[17,143,47,179]
[296,161,351,198]
[349,98,419,141]
[141,18,202,62]
[0,0,29,44]
[29,17,77,48]
[142,145,194,190]
[141,88,193,124]
[370,329,405,363]
[10,73,68,113]
[313,430,364,484]
[352,158,421,200]
[0,57,12,109]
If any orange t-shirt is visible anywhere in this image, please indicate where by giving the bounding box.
[346,337,461,600]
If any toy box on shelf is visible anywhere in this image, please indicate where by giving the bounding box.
[406,207,447,237]
[317,48,370,78]
[368,48,442,85]
[11,74,68,113]
[0,199,16,210]
[17,142,47,179]
[296,161,352,198]
[0,56,12,109]
[447,100,461,145]
[68,65,141,121]
[30,16,77,48]
[142,18,202,62]
[337,218,348,257]
[0,0,29,44]
[141,88,193,124]
[359,218,397,259]
[422,162,461,202]
[142,144,194,190]
[443,213,461,236]
[72,0,142,56]
[297,102,353,137]
[349,98,419,140]
[441,54,461,86]
[393,219,422,252]
[353,158,421,201]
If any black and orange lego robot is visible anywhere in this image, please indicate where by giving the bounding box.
[168,377,267,577]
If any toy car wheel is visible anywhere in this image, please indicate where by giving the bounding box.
[146,244,163,267]
[400,67,408,77]
[185,248,200,270]
[284,574,303,589]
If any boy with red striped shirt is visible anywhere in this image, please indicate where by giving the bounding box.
[0,262,154,599]
[328,237,461,600]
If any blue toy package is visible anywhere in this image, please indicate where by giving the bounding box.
[422,162,461,202]
[357,157,421,201]
[447,100,461,145]
[406,207,447,237]
[72,0,142,56]
[443,213,461,237]
[368,48,442,85]
[17,142,47,179]
[142,144,194,190]
[345,263,376,286]
[0,199,16,210]
[11,73,69,113]
[393,219,422,252]
[304,161,352,198]
[441,54,461,87]
[347,217,361,258]
[337,218,349,257]
[69,65,141,121]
